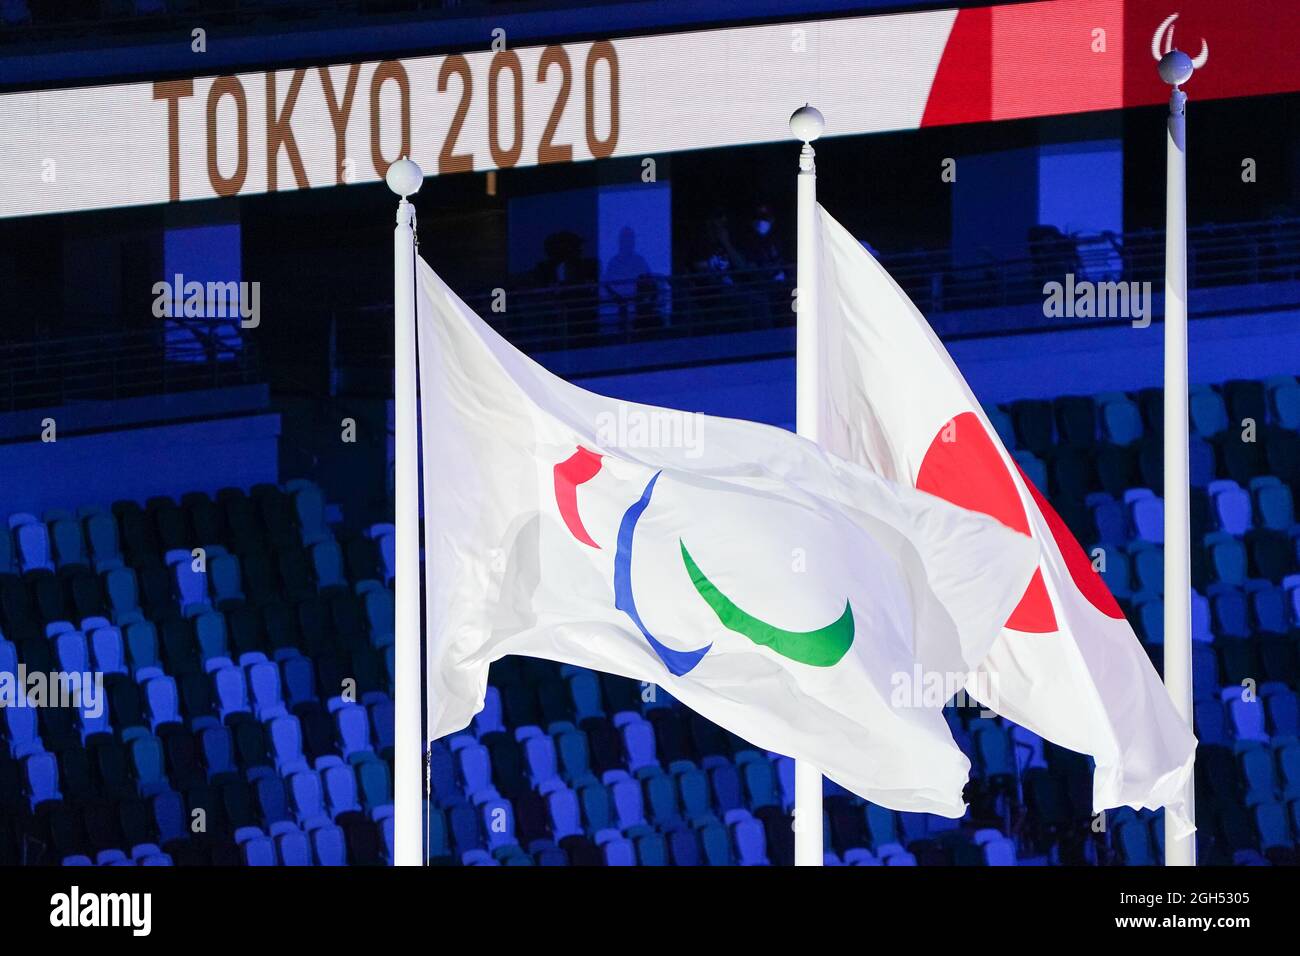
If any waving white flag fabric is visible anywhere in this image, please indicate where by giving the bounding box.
[814,204,1197,834]
[416,254,1038,817]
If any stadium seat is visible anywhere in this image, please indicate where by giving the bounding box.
[1189,385,1229,437]
[10,513,54,574]
[312,824,348,865]
[1098,393,1143,446]
[1209,480,1253,535]
[1124,488,1162,542]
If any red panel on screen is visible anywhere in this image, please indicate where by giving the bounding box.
[990,0,1124,121]
[1124,0,1300,108]
[920,7,992,127]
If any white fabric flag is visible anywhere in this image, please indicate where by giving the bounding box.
[416,254,1038,817]
[814,204,1198,835]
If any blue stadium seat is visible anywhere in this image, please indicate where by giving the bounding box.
[1261,683,1300,738]
[88,625,128,678]
[269,715,309,776]
[83,510,122,571]
[363,588,395,648]
[708,761,743,814]
[367,524,397,585]
[1222,687,1269,746]
[199,725,238,782]
[1247,582,1288,635]
[311,540,346,591]
[974,828,1019,866]
[1124,488,1162,543]
[698,821,732,865]
[123,620,160,676]
[322,761,362,819]
[312,824,348,865]
[1204,534,1248,587]
[878,843,918,865]
[282,655,318,711]
[288,770,332,831]
[1087,492,1127,545]
[473,686,506,738]
[568,671,605,724]
[1190,386,1229,438]
[546,786,582,840]
[10,513,54,574]
[427,742,460,808]
[103,566,141,623]
[129,735,169,797]
[330,704,371,764]
[290,483,331,546]
[621,717,659,777]
[1209,480,1253,535]
[1208,584,1250,639]
[975,404,1012,451]
[49,517,87,570]
[1098,394,1143,446]
[1194,699,1228,747]
[523,733,559,789]
[5,705,43,759]
[1129,543,1164,595]
[242,836,278,867]
[865,803,899,849]
[211,663,251,722]
[741,756,780,811]
[729,810,770,865]
[973,722,1015,778]
[555,729,593,785]
[193,611,229,664]
[578,780,614,833]
[595,829,636,866]
[55,629,89,675]
[1191,589,1212,644]
[1254,801,1294,858]
[142,675,181,732]
[207,553,245,607]
[24,752,62,809]
[1012,451,1048,493]
[276,827,313,866]
[1267,376,1300,430]
[609,775,649,834]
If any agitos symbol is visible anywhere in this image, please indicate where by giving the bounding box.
[553,446,855,675]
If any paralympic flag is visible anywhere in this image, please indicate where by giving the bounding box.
[813,204,1198,834]
[415,253,1038,817]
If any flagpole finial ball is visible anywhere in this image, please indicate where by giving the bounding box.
[385,157,423,197]
[789,104,825,143]
[1158,49,1194,86]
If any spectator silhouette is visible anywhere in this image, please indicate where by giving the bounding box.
[601,227,653,337]
[533,231,598,343]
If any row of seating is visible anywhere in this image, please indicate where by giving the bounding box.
[985,377,1300,454]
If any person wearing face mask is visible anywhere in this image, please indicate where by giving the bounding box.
[732,202,789,329]
[736,203,787,284]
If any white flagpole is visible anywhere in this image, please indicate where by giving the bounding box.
[387,157,425,866]
[791,104,825,868]
[1158,51,1196,867]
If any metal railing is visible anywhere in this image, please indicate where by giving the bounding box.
[6,216,1297,412]
[334,216,1300,364]
[0,319,258,412]
[884,218,1300,319]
